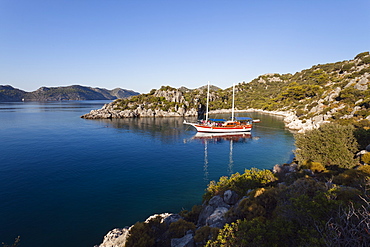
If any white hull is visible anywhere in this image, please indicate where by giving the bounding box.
[184,122,252,133]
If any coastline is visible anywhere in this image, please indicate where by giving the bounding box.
[81,103,319,133]
[209,108,326,133]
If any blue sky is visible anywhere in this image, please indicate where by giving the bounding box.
[1,0,369,93]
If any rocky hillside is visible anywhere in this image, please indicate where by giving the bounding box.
[0,85,26,102]
[81,85,221,119]
[0,85,139,102]
[234,51,370,131]
[82,52,370,132]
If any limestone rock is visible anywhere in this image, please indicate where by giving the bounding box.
[96,227,130,247]
[324,87,341,102]
[354,76,369,91]
[206,207,229,228]
[144,213,182,225]
[198,195,231,227]
[171,233,195,247]
[209,195,230,208]
[273,163,298,178]
[96,213,182,247]
[223,190,239,205]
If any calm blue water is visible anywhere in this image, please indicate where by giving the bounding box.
[0,101,295,247]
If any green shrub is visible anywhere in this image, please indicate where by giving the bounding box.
[301,160,326,173]
[355,51,370,60]
[327,186,362,202]
[361,55,370,64]
[333,169,370,188]
[204,168,277,201]
[179,205,202,223]
[168,219,195,238]
[194,226,219,245]
[295,123,358,169]
[361,153,370,164]
[341,63,355,72]
[358,164,370,174]
[125,221,155,247]
[354,128,370,150]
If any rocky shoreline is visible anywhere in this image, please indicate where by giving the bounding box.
[81,103,324,133]
[81,101,199,119]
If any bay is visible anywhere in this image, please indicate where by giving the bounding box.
[0,101,295,247]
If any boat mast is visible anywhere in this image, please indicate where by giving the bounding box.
[231,83,235,121]
[206,81,210,121]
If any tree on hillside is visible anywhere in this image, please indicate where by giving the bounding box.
[294,123,359,169]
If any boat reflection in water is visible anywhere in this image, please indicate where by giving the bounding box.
[190,132,256,180]
[192,132,252,143]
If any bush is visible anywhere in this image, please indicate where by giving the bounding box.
[354,128,370,150]
[361,153,370,164]
[301,160,326,173]
[204,168,277,201]
[358,164,370,174]
[125,221,155,247]
[194,226,219,245]
[295,123,358,169]
[168,219,196,238]
[333,169,370,188]
[354,51,370,60]
[327,186,362,202]
[179,205,202,223]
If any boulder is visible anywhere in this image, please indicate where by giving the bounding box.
[171,233,194,247]
[223,190,239,205]
[198,195,230,227]
[206,207,229,228]
[197,204,216,226]
[354,77,368,91]
[208,195,229,208]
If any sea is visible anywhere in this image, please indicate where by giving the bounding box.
[0,101,296,247]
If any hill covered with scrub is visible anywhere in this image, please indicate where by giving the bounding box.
[83,52,370,132]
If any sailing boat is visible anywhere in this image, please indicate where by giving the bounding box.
[184,82,253,133]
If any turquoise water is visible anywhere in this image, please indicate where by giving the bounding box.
[0,101,295,247]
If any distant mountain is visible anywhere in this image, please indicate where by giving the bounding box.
[0,85,139,102]
[0,85,26,102]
